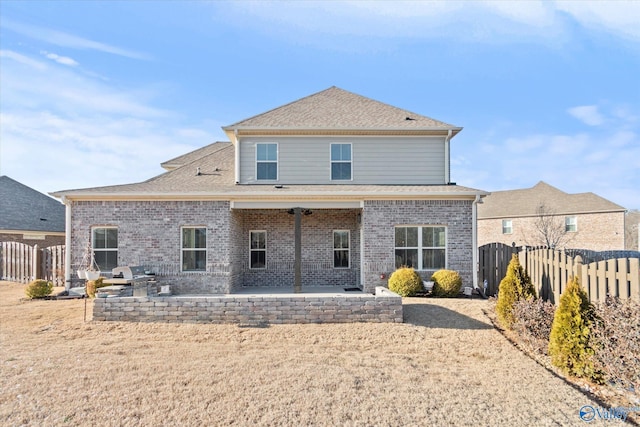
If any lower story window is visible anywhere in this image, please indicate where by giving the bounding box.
[333,230,350,268]
[395,226,446,270]
[92,227,118,271]
[182,227,207,271]
[250,231,266,269]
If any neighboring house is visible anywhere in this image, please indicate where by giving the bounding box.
[0,176,65,247]
[478,181,626,251]
[53,87,487,294]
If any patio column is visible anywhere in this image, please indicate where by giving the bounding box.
[294,207,302,293]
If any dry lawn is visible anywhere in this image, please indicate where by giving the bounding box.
[0,281,619,426]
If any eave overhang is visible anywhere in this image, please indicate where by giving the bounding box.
[222,127,463,144]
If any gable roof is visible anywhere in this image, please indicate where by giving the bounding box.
[478,181,626,219]
[161,141,231,170]
[0,176,65,232]
[52,144,486,200]
[223,86,461,141]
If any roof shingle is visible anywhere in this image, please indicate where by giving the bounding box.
[478,181,625,219]
[223,86,459,131]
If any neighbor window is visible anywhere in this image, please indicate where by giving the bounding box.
[250,231,267,269]
[333,230,350,268]
[182,227,207,271]
[565,216,577,232]
[256,143,277,180]
[502,219,513,234]
[330,143,352,180]
[92,227,118,271]
[395,226,446,270]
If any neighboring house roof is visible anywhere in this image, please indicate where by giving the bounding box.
[223,86,461,141]
[0,176,65,232]
[161,141,231,170]
[478,181,626,219]
[52,144,487,200]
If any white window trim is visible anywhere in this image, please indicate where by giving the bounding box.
[181,226,207,272]
[249,230,267,270]
[565,216,578,232]
[502,219,513,234]
[394,225,447,271]
[330,143,353,181]
[255,143,278,181]
[91,226,118,271]
[333,230,350,269]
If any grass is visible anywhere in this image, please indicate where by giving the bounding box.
[0,281,607,426]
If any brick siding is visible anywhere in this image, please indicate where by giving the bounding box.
[92,287,402,324]
[478,211,625,251]
[362,200,474,293]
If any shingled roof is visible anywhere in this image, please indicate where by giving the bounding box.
[0,176,65,232]
[478,181,625,219]
[223,86,460,136]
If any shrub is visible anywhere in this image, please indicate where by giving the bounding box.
[25,279,53,299]
[591,297,640,392]
[548,276,601,381]
[512,298,556,355]
[388,267,423,297]
[495,254,535,329]
[86,277,107,298]
[430,270,462,297]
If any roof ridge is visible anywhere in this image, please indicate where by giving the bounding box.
[223,86,338,129]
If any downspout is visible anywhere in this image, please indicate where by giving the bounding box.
[234,129,240,184]
[472,194,481,289]
[62,196,72,291]
[444,129,452,184]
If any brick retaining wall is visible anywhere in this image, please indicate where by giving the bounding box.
[92,287,402,324]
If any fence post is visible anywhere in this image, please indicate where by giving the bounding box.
[33,244,41,281]
[574,254,583,294]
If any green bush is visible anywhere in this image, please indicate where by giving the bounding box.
[86,277,107,298]
[25,279,53,299]
[388,267,423,297]
[548,276,601,381]
[431,270,462,297]
[495,254,535,329]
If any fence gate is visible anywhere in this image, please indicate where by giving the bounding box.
[478,243,518,297]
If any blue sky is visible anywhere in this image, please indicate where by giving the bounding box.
[1,1,639,209]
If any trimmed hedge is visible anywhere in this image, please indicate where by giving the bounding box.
[431,270,462,297]
[25,280,53,299]
[388,267,423,297]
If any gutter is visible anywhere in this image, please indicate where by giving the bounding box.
[472,194,482,289]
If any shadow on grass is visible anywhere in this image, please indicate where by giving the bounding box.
[403,303,494,330]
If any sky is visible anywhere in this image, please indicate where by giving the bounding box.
[1,1,639,210]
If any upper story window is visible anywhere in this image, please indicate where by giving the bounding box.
[333,230,350,268]
[395,226,446,270]
[330,143,352,180]
[502,219,513,234]
[92,227,118,271]
[565,216,577,232]
[250,231,267,269]
[182,227,207,271]
[256,143,278,180]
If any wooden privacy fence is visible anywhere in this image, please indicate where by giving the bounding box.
[0,242,65,286]
[524,248,640,304]
[478,242,519,297]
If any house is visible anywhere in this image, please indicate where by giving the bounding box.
[0,176,65,246]
[53,87,487,294]
[477,181,626,251]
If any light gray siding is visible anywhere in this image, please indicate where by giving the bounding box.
[239,136,446,185]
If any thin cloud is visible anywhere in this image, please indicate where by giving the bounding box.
[41,51,78,66]
[0,49,46,70]
[217,1,639,47]
[567,105,604,126]
[2,19,151,60]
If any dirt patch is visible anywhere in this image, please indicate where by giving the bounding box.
[0,282,630,426]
